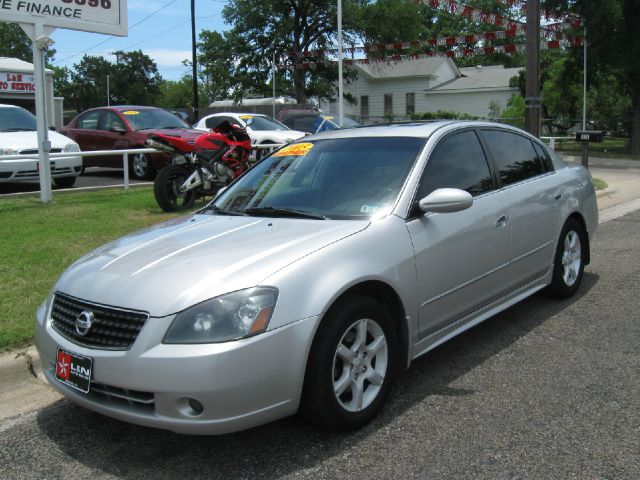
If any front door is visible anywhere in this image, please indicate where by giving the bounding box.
[406,129,512,336]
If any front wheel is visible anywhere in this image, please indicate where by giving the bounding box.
[545,218,586,298]
[154,165,197,212]
[300,295,398,431]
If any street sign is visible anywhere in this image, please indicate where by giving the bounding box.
[0,0,128,36]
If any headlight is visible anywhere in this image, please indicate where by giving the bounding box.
[164,287,278,344]
[63,143,80,153]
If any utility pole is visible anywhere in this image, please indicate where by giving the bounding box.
[525,0,540,137]
[190,0,199,121]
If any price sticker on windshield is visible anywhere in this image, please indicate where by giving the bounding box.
[122,111,140,115]
[273,142,314,157]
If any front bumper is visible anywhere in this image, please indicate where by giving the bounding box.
[35,298,320,435]
[0,156,82,183]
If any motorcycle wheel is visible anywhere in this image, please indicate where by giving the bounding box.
[154,165,198,212]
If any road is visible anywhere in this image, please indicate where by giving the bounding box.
[0,210,638,479]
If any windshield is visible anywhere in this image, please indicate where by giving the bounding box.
[122,108,190,130]
[313,115,359,133]
[241,115,289,131]
[0,107,37,132]
[210,136,425,219]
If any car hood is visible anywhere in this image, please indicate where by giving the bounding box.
[248,129,306,144]
[0,130,76,151]
[55,214,368,317]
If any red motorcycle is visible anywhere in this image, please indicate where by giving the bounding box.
[147,121,252,212]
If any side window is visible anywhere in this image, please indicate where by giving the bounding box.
[417,130,494,199]
[77,111,100,130]
[533,141,554,172]
[205,116,227,129]
[103,112,125,131]
[482,130,545,186]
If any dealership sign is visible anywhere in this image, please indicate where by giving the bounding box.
[0,0,128,36]
[0,72,36,93]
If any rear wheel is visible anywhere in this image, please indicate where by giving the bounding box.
[131,152,154,180]
[545,218,586,298]
[154,165,197,212]
[53,176,76,189]
[300,295,398,431]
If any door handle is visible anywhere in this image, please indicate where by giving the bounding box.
[554,190,562,200]
[494,214,508,229]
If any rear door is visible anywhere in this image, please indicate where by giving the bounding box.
[406,129,512,336]
[479,128,564,289]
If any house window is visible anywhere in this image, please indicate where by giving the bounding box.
[384,94,393,116]
[406,93,415,115]
[360,95,369,121]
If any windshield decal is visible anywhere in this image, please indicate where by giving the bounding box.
[273,142,313,157]
[122,111,140,115]
[239,115,254,119]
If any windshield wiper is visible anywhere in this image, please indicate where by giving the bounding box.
[208,205,245,216]
[244,207,327,220]
[1,127,36,132]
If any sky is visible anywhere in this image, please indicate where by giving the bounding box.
[48,0,230,81]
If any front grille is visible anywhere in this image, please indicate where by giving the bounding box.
[19,148,62,155]
[51,293,149,350]
[89,382,155,411]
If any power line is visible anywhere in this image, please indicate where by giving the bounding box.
[53,0,179,65]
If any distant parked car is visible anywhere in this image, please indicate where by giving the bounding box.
[277,109,360,133]
[0,104,81,188]
[62,106,203,179]
[193,112,305,159]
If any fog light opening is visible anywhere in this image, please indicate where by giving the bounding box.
[177,397,205,417]
[188,398,204,415]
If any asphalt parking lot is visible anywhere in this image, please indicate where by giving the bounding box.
[0,208,638,479]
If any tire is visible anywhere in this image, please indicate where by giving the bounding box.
[545,218,586,298]
[130,152,154,180]
[53,176,76,189]
[300,295,398,431]
[154,165,197,212]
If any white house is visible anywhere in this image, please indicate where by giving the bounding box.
[319,58,522,122]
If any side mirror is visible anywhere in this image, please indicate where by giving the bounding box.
[110,126,127,134]
[418,188,473,214]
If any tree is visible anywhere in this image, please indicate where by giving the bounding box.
[0,22,55,63]
[197,30,241,103]
[110,50,163,106]
[157,77,193,109]
[66,51,162,111]
[545,0,640,152]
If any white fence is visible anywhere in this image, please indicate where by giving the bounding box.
[0,144,284,192]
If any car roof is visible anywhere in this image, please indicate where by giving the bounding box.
[0,104,22,109]
[303,120,534,140]
[204,112,267,118]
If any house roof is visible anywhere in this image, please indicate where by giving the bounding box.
[430,65,522,91]
[0,57,53,74]
[355,56,456,80]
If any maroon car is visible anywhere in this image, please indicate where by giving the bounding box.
[62,106,203,179]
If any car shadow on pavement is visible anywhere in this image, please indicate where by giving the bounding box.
[35,273,599,479]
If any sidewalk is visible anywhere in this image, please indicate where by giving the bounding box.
[2,155,640,426]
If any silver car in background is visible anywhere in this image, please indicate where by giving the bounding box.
[35,121,598,434]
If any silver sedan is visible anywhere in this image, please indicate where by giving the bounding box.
[35,121,598,434]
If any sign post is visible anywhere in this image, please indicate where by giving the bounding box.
[1,0,128,202]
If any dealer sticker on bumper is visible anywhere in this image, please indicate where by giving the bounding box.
[55,347,92,393]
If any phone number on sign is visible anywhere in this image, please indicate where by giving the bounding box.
[61,0,112,8]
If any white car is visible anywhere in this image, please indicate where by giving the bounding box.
[0,104,82,188]
[193,112,305,159]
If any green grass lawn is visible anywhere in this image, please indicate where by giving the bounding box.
[0,188,188,350]
[552,137,640,160]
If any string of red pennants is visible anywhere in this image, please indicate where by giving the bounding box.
[278,38,579,71]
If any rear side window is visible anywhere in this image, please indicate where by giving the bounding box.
[533,141,554,172]
[205,116,234,130]
[482,130,545,186]
[77,111,100,130]
[418,130,494,198]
